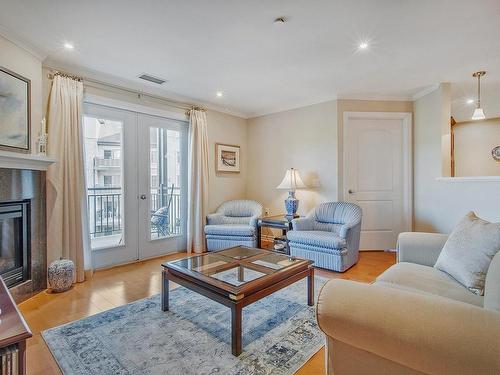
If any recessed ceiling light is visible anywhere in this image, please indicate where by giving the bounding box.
[466,98,475,104]
[216,91,223,97]
[359,42,369,50]
[63,42,74,50]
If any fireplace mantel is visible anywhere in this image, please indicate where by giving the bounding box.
[0,150,56,171]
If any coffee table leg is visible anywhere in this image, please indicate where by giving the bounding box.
[231,303,242,356]
[161,268,169,311]
[238,266,244,282]
[307,267,314,306]
[257,225,262,248]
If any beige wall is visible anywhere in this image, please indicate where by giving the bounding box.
[414,85,500,233]
[0,34,42,152]
[336,99,413,195]
[453,117,500,177]
[247,100,338,217]
[206,110,248,213]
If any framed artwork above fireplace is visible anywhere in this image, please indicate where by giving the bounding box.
[0,67,31,153]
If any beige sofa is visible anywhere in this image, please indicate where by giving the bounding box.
[317,232,500,375]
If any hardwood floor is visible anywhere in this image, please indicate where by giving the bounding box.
[18,251,395,375]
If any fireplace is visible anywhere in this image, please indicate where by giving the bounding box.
[0,201,30,288]
[0,168,46,302]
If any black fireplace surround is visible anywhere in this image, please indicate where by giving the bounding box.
[0,169,46,302]
[0,200,30,288]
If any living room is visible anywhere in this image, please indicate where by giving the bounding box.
[0,1,499,374]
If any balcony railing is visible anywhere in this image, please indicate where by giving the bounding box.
[87,186,181,239]
[94,157,121,168]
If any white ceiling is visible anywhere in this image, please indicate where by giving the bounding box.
[1,0,500,118]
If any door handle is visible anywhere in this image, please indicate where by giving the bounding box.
[348,189,355,194]
[140,194,147,200]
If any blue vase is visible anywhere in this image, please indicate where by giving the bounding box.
[285,191,299,217]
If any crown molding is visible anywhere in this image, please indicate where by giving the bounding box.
[337,94,413,102]
[44,61,250,119]
[412,84,440,101]
[247,95,339,119]
[0,25,47,61]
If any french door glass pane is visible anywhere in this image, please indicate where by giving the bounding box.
[83,116,124,249]
[149,127,182,239]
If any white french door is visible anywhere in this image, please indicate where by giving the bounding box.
[137,114,187,259]
[83,103,187,269]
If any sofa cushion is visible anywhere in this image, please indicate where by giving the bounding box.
[375,262,483,307]
[204,224,255,237]
[434,212,500,295]
[287,230,346,249]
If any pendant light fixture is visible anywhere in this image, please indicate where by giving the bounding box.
[471,71,486,120]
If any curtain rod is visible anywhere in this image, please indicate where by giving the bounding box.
[46,68,205,113]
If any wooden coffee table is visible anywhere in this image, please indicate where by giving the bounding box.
[161,246,314,356]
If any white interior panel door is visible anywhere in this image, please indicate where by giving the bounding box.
[344,112,411,250]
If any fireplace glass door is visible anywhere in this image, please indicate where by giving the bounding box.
[0,202,29,288]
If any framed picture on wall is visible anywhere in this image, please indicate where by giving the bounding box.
[0,67,31,152]
[216,143,240,173]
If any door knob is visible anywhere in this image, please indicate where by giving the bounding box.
[140,194,147,200]
[348,189,355,194]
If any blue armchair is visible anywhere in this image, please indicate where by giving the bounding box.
[287,202,362,272]
[204,200,263,251]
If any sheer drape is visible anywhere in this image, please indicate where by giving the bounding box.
[186,109,209,253]
[46,75,92,282]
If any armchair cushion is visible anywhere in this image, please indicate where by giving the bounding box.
[291,217,314,231]
[204,224,256,237]
[375,262,483,307]
[287,230,346,249]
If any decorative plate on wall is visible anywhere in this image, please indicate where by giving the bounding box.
[492,146,500,161]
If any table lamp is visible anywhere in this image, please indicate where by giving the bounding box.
[276,168,306,218]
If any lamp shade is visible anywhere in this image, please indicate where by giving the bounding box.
[276,168,306,191]
[472,107,486,120]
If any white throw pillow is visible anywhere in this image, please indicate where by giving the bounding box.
[434,212,500,295]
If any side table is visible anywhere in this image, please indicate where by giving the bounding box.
[257,214,298,254]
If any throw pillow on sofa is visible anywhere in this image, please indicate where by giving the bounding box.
[434,212,500,295]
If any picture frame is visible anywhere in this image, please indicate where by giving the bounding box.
[492,146,500,161]
[0,67,31,153]
[215,143,240,173]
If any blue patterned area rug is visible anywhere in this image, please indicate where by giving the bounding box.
[42,276,327,375]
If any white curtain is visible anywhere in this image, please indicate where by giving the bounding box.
[187,109,209,253]
[46,74,92,282]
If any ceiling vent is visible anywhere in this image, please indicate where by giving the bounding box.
[138,73,167,85]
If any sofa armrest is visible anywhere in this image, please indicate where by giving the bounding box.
[291,217,315,231]
[397,232,448,266]
[317,279,500,375]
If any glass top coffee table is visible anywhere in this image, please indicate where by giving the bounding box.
[161,246,314,356]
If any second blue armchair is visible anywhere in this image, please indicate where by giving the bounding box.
[287,202,362,272]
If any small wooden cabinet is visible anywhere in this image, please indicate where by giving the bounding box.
[0,277,32,375]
